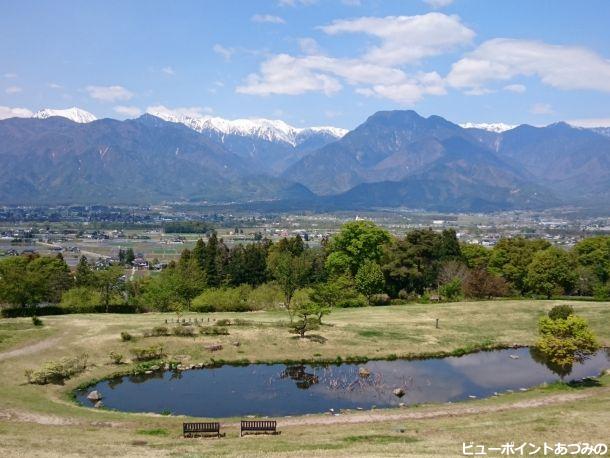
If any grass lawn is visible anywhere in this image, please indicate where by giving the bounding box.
[0,300,608,457]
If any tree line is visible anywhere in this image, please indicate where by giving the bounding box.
[1,221,610,313]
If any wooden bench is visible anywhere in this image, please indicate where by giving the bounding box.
[240,420,280,436]
[183,422,223,438]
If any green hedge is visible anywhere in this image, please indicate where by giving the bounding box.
[1,303,141,318]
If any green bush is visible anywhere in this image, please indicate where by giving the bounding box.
[108,351,123,364]
[172,326,195,337]
[216,319,231,326]
[31,316,43,327]
[151,326,169,336]
[548,304,574,320]
[191,283,284,313]
[60,287,101,309]
[199,326,229,336]
[120,331,133,342]
[131,345,165,361]
[25,353,89,384]
[337,295,367,308]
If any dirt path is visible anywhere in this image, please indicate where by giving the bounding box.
[0,336,61,362]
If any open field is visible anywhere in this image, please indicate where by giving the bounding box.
[0,300,608,457]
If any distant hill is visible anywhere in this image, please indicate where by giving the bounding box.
[0,114,313,205]
[2,109,610,211]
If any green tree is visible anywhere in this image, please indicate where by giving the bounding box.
[536,314,600,370]
[355,260,385,305]
[461,244,491,269]
[289,301,321,338]
[95,266,124,312]
[526,247,577,298]
[267,250,312,320]
[325,221,391,277]
[488,237,550,294]
[0,257,35,306]
[125,248,135,265]
[572,236,610,284]
[75,256,96,287]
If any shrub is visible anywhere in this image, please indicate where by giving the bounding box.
[131,345,165,361]
[199,326,229,336]
[216,319,231,326]
[548,304,574,321]
[60,286,101,309]
[172,326,195,337]
[337,295,367,308]
[108,351,123,364]
[151,326,169,336]
[439,278,462,302]
[31,316,43,327]
[120,331,133,342]
[25,353,89,384]
[370,293,391,305]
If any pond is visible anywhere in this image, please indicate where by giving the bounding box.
[76,348,609,418]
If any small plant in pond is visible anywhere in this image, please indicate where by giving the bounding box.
[108,351,123,364]
[120,331,133,342]
[31,316,43,327]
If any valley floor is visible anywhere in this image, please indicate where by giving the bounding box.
[0,300,608,457]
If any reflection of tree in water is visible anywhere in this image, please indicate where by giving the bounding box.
[529,347,573,378]
[127,371,164,384]
[107,377,124,390]
[280,365,319,389]
[277,365,413,403]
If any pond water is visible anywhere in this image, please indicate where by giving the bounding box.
[76,348,609,418]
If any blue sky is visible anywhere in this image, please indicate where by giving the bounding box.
[1,0,610,129]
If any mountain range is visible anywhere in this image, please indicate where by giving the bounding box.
[1,107,610,211]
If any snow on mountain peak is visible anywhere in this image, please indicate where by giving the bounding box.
[32,107,97,123]
[148,109,348,146]
[459,122,517,133]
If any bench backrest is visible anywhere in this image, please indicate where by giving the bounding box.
[241,420,276,431]
[183,422,220,433]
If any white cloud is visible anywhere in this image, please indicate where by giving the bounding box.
[447,38,610,93]
[278,0,317,6]
[424,0,454,8]
[5,85,22,94]
[342,0,361,5]
[299,38,320,55]
[0,106,33,119]
[3,73,18,79]
[530,103,554,115]
[161,66,175,76]
[568,118,610,128]
[238,13,473,104]
[503,83,526,93]
[48,83,62,89]
[320,13,474,66]
[251,14,285,24]
[146,105,213,119]
[213,44,235,61]
[85,85,133,102]
[114,105,142,117]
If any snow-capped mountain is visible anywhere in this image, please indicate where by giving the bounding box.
[460,122,517,133]
[147,110,348,146]
[32,107,97,123]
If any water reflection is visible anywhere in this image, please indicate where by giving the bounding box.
[76,348,609,418]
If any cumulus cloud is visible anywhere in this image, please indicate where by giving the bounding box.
[320,13,474,66]
[146,105,213,119]
[278,0,317,6]
[48,83,62,89]
[0,106,33,119]
[85,85,133,102]
[447,38,610,93]
[251,14,285,24]
[114,105,142,117]
[424,0,454,8]
[238,13,473,104]
[503,83,526,93]
[568,118,610,128]
[530,103,554,115]
[161,66,175,76]
[213,44,235,61]
[5,85,22,94]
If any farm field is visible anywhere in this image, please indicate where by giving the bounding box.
[0,300,609,457]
